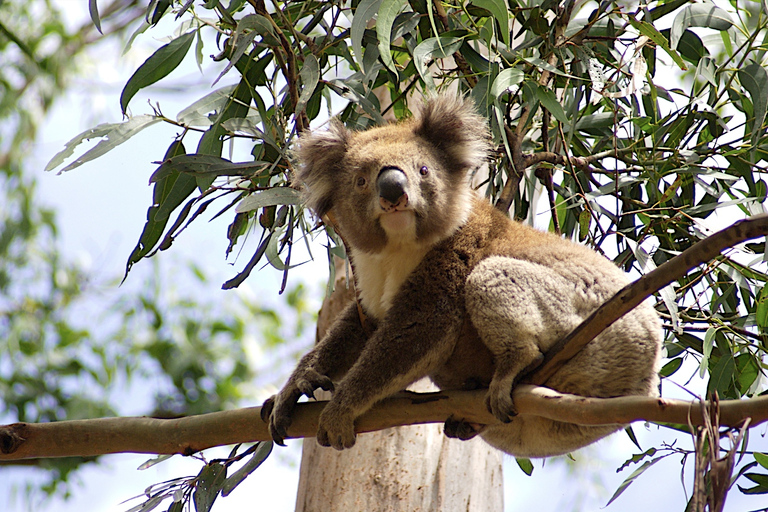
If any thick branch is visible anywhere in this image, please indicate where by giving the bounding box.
[527,214,768,386]
[2,387,767,461]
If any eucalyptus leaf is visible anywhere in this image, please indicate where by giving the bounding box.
[351,0,383,70]
[235,188,303,213]
[297,54,320,114]
[377,0,408,73]
[471,0,510,46]
[120,31,196,113]
[670,3,733,50]
[45,115,161,174]
[177,85,238,127]
[413,36,463,90]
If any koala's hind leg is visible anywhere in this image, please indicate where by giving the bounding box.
[466,256,589,423]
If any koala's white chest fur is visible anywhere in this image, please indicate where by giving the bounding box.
[351,242,432,320]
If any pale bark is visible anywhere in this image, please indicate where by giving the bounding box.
[294,258,503,512]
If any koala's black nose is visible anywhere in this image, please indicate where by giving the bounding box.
[377,167,408,205]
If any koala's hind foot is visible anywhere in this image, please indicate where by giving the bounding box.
[261,365,334,445]
[444,416,484,440]
[466,256,586,423]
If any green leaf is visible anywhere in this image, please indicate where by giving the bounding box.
[738,63,768,151]
[89,0,102,34]
[413,36,464,90]
[757,285,768,335]
[755,453,768,470]
[352,0,383,69]
[670,3,733,50]
[515,457,534,475]
[193,462,226,512]
[471,0,510,47]
[607,457,663,506]
[490,67,524,101]
[177,85,239,127]
[377,0,408,73]
[739,473,768,494]
[699,327,716,378]
[536,86,568,124]
[120,31,196,114]
[235,188,302,213]
[149,154,269,183]
[297,54,320,114]
[660,357,683,377]
[627,19,687,70]
[45,115,161,174]
[222,442,274,496]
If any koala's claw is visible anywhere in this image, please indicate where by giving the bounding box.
[296,372,334,399]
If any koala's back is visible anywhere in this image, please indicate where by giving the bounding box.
[429,197,662,457]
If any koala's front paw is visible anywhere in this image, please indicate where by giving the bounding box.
[316,401,357,450]
[485,377,517,423]
[261,367,335,445]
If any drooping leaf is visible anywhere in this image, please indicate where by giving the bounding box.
[515,457,534,475]
[120,31,196,114]
[738,62,768,152]
[413,36,464,90]
[297,54,320,114]
[607,457,664,506]
[193,462,226,512]
[45,115,161,174]
[222,442,274,496]
[490,67,524,101]
[471,0,510,47]
[352,0,383,70]
[536,86,568,124]
[627,19,687,70]
[89,0,102,34]
[377,0,408,73]
[669,3,733,50]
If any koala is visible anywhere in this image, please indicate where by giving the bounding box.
[261,94,662,458]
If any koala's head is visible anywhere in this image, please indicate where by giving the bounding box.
[295,94,490,253]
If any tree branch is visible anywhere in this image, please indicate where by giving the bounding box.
[2,387,767,461]
[527,213,768,386]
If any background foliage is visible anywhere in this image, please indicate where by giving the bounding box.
[4,0,768,510]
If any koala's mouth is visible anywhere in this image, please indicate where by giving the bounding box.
[379,193,409,213]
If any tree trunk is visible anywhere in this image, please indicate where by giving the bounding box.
[294,258,504,512]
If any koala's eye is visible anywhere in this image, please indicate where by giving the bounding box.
[356,176,367,187]
[419,166,429,176]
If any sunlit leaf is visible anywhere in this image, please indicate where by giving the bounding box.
[352,0,383,69]
[377,0,408,73]
[670,3,733,50]
[738,62,768,151]
[177,85,238,127]
[45,115,161,174]
[515,457,534,475]
[413,36,463,89]
[490,67,524,100]
[235,188,302,213]
[297,54,320,114]
[471,0,510,46]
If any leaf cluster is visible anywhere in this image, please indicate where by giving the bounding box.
[43,0,768,508]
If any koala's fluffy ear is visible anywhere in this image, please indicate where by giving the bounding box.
[295,120,350,217]
[414,94,491,173]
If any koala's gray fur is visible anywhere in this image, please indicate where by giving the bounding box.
[261,94,662,458]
